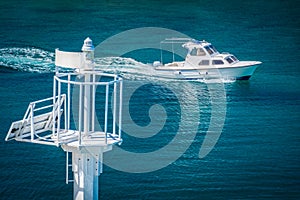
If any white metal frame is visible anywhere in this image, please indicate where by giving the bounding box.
[5,94,65,145]
[53,71,123,146]
[5,38,124,200]
[5,71,123,147]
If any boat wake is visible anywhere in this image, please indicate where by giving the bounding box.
[0,47,55,73]
[94,57,171,82]
[0,47,235,83]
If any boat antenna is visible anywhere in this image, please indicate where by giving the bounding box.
[172,40,175,62]
[160,42,163,64]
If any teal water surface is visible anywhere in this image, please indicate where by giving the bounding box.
[0,0,299,199]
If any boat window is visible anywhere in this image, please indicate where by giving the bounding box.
[204,45,218,55]
[226,56,238,64]
[190,48,197,56]
[210,45,218,53]
[212,60,224,65]
[204,46,213,55]
[196,48,206,56]
[226,57,234,64]
[199,60,209,65]
[231,56,238,61]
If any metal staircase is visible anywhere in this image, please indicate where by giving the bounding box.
[5,94,66,146]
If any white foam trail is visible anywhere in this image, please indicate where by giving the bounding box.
[0,47,56,73]
[195,78,236,84]
[0,48,236,84]
[95,57,159,81]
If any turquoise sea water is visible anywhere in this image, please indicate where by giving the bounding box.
[0,0,300,199]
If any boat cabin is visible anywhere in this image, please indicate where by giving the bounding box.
[182,40,239,67]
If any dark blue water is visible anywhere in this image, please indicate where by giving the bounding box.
[0,0,300,199]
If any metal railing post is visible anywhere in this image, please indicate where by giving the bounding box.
[79,84,83,146]
[105,84,109,144]
[53,77,57,138]
[67,74,71,130]
[92,74,96,132]
[30,103,35,142]
[113,78,117,136]
[64,94,67,132]
[118,79,123,140]
[57,80,61,142]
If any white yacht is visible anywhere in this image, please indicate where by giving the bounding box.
[153,38,261,80]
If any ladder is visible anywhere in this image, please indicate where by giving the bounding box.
[66,151,74,184]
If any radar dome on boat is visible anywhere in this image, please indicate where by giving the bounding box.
[153,61,161,67]
[81,37,95,52]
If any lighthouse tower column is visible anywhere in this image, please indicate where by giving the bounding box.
[72,37,99,200]
[81,37,94,137]
[59,37,119,200]
[72,149,102,200]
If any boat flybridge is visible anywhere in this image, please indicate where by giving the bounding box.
[153,38,261,80]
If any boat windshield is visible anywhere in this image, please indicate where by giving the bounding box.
[204,45,218,55]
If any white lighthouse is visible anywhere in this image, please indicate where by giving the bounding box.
[5,38,123,200]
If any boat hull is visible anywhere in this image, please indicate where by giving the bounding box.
[154,63,259,80]
[218,64,259,80]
